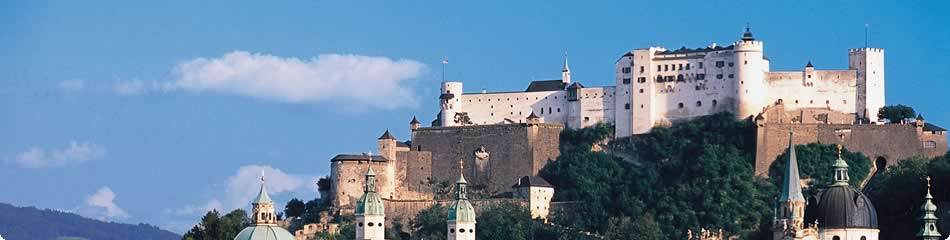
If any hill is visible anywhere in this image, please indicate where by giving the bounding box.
[0,202,180,240]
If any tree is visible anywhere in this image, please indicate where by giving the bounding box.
[768,143,872,189]
[410,204,447,240]
[877,104,916,123]
[604,214,661,240]
[475,202,537,240]
[865,153,950,240]
[181,209,247,240]
[284,198,306,219]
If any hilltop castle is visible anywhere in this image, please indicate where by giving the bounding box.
[435,28,884,136]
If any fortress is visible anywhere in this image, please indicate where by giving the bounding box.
[322,28,948,231]
[435,28,884,136]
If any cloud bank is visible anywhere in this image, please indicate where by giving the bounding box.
[58,79,85,92]
[13,141,105,168]
[165,51,426,109]
[85,186,129,219]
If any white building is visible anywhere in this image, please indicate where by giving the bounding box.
[437,28,885,136]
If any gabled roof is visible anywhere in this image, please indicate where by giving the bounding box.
[917,114,925,121]
[567,82,585,89]
[331,154,389,162]
[923,123,947,132]
[525,80,567,92]
[439,93,455,99]
[527,112,540,119]
[512,176,553,188]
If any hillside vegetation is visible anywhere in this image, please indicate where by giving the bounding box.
[0,203,179,240]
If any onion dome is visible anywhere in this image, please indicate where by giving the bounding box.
[448,160,476,223]
[355,167,385,216]
[918,176,941,240]
[741,26,755,41]
[815,146,878,229]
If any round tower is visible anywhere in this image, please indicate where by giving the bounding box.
[733,27,768,119]
[440,82,464,127]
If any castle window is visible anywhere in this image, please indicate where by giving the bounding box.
[697,74,705,80]
[677,74,685,82]
[686,63,691,70]
[826,100,830,104]
[584,117,590,121]
[359,222,364,227]
[625,103,630,110]
[664,65,669,71]
[712,100,718,107]
[833,237,840,240]
[728,62,734,67]
[808,75,812,79]
[795,100,799,104]
[510,105,513,108]
[696,101,702,107]
[810,100,814,104]
[678,103,684,108]
[843,100,847,104]
[637,77,646,83]
[450,228,455,233]
[418,146,421,151]
[656,75,664,82]
[698,62,704,69]
[924,141,937,148]
[716,74,723,79]
[640,66,644,73]
[657,65,662,71]
[678,64,683,70]
[639,89,644,93]
[540,108,544,114]
[549,107,552,113]
[641,104,644,108]
[728,74,734,78]
[490,105,493,108]
[557,108,560,112]
[622,78,631,84]
[715,61,725,68]
[744,60,748,65]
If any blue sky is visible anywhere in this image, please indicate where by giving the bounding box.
[2,0,948,233]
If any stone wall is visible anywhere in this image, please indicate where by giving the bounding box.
[411,123,563,194]
[382,198,526,229]
[754,123,945,176]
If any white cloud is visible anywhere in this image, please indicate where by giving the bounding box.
[58,79,85,92]
[172,199,223,216]
[85,186,129,219]
[114,79,171,96]
[13,141,105,168]
[166,51,426,109]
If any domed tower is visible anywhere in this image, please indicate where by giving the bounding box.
[447,159,476,240]
[355,167,385,240]
[234,172,296,240]
[733,26,768,119]
[918,176,942,240]
[440,82,464,127]
[816,145,879,239]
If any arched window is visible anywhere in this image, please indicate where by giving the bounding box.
[678,103,684,109]
[861,236,867,240]
[712,100,718,107]
[833,236,840,240]
[696,101,702,107]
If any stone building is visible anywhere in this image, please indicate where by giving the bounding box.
[327,116,562,220]
[436,28,886,137]
[512,176,554,221]
[753,103,947,176]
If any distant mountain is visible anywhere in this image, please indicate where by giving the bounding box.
[0,202,180,240]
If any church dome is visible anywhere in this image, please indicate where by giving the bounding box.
[355,167,385,216]
[815,185,879,229]
[233,225,296,240]
[448,198,476,223]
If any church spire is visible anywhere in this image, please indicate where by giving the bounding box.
[918,176,942,240]
[779,130,805,203]
[561,52,571,83]
[250,170,277,225]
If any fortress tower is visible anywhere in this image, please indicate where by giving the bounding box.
[734,27,768,119]
[440,81,464,127]
[849,48,885,123]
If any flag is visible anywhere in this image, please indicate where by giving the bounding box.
[442,58,449,64]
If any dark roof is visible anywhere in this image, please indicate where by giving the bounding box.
[440,93,455,99]
[805,61,814,68]
[567,82,585,89]
[741,27,755,41]
[396,141,410,148]
[512,176,553,188]
[917,114,925,121]
[527,112,540,119]
[655,45,736,55]
[410,116,420,124]
[923,123,947,132]
[814,186,878,229]
[378,130,396,140]
[525,80,567,92]
[331,154,388,162]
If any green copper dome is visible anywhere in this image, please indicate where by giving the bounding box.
[448,199,476,223]
[356,167,385,216]
[233,225,295,240]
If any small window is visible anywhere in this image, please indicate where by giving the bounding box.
[678,102,684,108]
[639,66,644,73]
[584,117,590,121]
[624,103,630,109]
[715,61,725,68]
[640,104,644,108]
[728,74,734,78]
[686,63,691,70]
[744,60,748,65]
[678,64,683,70]
[664,65,669,71]
[657,65,661,71]
[368,222,374,227]
[716,74,723,79]
[712,100,718,106]
[698,62,704,69]
[833,236,840,240]
[696,101,702,107]
[728,62,734,67]
[622,78,631,84]
[639,89,644,93]
[450,228,455,233]
[557,108,560,112]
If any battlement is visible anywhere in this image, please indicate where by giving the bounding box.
[849,48,884,53]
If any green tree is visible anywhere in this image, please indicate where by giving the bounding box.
[603,214,661,240]
[181,209,247,240]
[768,143,872,189]
[284,198,306,219]
[865,153,950,240]
[411,204,447,240]
[877,104,916,123]
[476,202,536,240]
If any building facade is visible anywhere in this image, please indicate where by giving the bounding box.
[436,28,885,137]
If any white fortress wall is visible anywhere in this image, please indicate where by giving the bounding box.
[459,91,569,125]
[766,70,858,114]
[572,87,616,128]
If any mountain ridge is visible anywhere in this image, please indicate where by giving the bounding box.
[0,202,180,240]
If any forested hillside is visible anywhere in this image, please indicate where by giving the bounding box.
[0,203,179,240]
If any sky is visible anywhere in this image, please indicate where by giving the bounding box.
[2,0,948,234]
